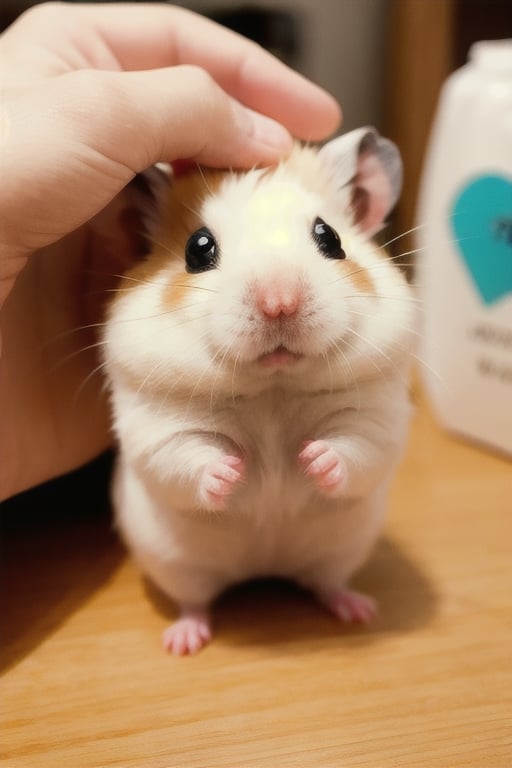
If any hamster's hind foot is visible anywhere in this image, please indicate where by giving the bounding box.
[162,608,212,656]
[318,588,378,624]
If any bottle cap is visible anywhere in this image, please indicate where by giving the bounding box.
[470,39,512,76]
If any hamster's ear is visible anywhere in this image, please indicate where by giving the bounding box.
[83,165,171,326]
[128,164,172,254]
[89,163,171,260]
[318,127,402,237]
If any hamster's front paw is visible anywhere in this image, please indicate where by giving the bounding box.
[198,454,246,511]
[298,440,346,498]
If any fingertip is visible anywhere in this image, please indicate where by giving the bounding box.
[324,96,343,137]
[273,75,342,142]
[298,87,343,141]
[246,109,294,158]
[190,99,294,169]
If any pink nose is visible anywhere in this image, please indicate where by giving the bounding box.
[255,282,301,319]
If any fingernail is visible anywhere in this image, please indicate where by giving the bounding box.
[247,110,293,154]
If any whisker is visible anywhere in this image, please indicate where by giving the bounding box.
[177,341,231,428]
[40,322,109,350]
[157,310,231,332]
[146,317,222,396]
[339,333,388,384]
[178,200,204,218]
[231,352,241,408]
[346,323,436,390]
[41,302,222,351]
[101,281,219,296]
[379,223,426,250]
[344,326,404,384]
[209,343,235,422]
[46,339,109,374]
[344,292,424,305]
[197,164,213,196]
[135,357,168,400]
[328,338,362,405]
[384,247,425,261]
[365,244,426,262]
[151,341,213,408]
[141,232,214,265]
[72,359,110,409]
[408,352,445,389]
[322,350,334,394]
[343,306,423,337]
[104,272,219,295]
[337,259,423,286]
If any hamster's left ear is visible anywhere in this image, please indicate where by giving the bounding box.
[318,127,402,237]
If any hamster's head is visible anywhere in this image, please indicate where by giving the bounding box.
[105,128,416,398]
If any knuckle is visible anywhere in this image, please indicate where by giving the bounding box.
[17,2,68,28]
[178,65,226,117]
[179,65,215,93]
[56,69,106,110]
[63,69,129,116]
[66,67,105,94]
[175,65,231,136]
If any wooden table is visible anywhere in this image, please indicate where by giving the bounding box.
[2,388,511,767]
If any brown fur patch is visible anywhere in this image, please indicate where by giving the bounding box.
[338,259,375,295]
[339,242,392,295]
[276,144,331,199]
[120,169,227,307]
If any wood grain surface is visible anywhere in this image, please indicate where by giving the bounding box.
[2,387,511,768]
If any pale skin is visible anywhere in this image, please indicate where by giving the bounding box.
[0,2,341,501]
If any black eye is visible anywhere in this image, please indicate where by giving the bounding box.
[312,217,346,260]
[185,227,218,273]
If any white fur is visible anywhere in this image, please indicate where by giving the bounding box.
[103,137,417,617]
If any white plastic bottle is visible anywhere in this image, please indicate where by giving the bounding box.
[417,40,512,456]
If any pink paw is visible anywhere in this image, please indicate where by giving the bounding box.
[320,588,378,624]
[162,611,212,656]
[298,440,346,497]
[199,455,245,510]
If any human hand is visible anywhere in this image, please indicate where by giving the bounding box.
[0,2,340,499]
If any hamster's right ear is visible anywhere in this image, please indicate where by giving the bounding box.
[318,127,402,237]
[88,163,171,261]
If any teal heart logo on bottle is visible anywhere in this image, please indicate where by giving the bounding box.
[451,175,512,305]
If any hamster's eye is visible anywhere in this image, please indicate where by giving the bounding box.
[312,217,346,260]
[185,227,218,273]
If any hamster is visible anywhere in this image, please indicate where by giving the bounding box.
[102,128,417,655]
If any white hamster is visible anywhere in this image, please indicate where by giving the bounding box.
[102,128,417,655]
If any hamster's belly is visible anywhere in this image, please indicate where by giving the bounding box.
[115,454,385,593]
[112,383,400,596]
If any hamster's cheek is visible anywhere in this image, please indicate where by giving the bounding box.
[161,268,202,309]
[336,258,375,297]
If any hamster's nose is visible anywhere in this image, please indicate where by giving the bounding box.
[254,279,302,319]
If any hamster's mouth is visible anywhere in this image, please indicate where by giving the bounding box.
[258,345,304,368]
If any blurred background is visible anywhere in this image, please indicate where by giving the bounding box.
[1,0,511,244]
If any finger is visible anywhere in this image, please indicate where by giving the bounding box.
[52,65,295,169]
[4,2,341,141]
[1,67,294,255]
[86,3,342,141]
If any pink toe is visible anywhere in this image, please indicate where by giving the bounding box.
[320,589,378,625]
[318,464,343,487]
[162,615,212,656]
